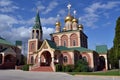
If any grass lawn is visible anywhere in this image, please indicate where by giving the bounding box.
[68,70,120,76]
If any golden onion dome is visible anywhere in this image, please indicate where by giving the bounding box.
[55,21,61,26]
[78,24,83,28]
[72,18,78,23]
[65,15,73,22]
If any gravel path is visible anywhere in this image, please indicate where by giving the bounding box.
[0,70,119,80]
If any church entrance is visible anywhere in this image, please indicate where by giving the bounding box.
[98,56,106,71]
[40,51,52,66]
[0,54,2,64]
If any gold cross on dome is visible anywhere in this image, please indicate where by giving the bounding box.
[73,10,76,18]
[57,14,60,21]
[67,3,71,14]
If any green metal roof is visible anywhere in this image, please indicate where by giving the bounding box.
[33,11,42,30]
[46,39,57,49]
[16,41,22,46]
[45,39,93,52]
[57,46,93,52]
[69,47,93,52]
[96,45,108,54]
[0,37,14,46]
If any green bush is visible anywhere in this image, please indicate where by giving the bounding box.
[55,64,63,72]
[56,64,74,72]
[64,65,74,72]
[74,59,90,72]
[21,64,30,71]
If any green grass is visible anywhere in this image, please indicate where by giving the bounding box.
[68,70,120,76]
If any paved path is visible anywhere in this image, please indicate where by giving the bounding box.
[0,70,119,80]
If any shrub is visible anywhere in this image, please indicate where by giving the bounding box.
[74,59,90,72]
[21,64,30,71]
[55,64,63,72]
[64,65,74,72]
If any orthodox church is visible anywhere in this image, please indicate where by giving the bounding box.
[27,5,108,72]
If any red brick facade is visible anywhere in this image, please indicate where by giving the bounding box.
[29,41,36,52]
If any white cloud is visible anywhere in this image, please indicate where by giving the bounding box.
[42,27,55,39]
[58,9,66,16]
[0,0,19,13]
[41,17,57,25]
[0,0,11,7]
[42,1,58,14]
[81,1,120,28]
[0,14,18,31]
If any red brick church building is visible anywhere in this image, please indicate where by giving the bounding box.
[27,5,108,72]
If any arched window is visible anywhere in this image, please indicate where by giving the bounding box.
[63,56,67,63]
[64,41,66,47]
[36,30,39,38]
[31,56,34,64]
[70,33,78,46]
[31,43,34,50]
[32,30,34,39]
[83,56,87,62]
[73,40,76,46]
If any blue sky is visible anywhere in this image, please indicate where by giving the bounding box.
[0,0,120,52]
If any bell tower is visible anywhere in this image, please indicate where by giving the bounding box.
[27,9,43,64]
[32,10,43,40]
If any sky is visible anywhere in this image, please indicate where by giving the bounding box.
[0,0,120,54]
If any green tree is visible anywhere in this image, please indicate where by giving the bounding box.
[112,17,120,68]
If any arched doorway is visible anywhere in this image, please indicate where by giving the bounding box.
[40,51,52,66]
[98,56,105,71]
[0,54,2,64]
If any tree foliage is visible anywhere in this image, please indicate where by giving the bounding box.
[109,17,120,69]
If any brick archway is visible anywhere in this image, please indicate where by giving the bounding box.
[98,56,106,71]
[81,52,91,66]
[62,52,72,65]
[40,51,52,66]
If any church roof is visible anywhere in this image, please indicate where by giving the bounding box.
[45,40,92,52]
[46,39,57,49]
[0,37,14,46]
[96,45,107,54]
[33,10,42,30]
[57,46,93,52]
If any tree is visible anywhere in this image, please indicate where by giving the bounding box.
[111,17,120,68]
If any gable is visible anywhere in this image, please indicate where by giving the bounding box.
[38,39,56,52]
[2,47,16,56]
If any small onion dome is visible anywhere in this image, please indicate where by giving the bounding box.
[72,18,78,23]
[55,21,61,26]
[65,15,74,22]
[63,27,66,31]
[78,24,83,29]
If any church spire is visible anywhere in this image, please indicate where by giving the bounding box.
[32,9,43,40]
[33,9,42,30]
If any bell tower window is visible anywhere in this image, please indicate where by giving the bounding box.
[36,30,39,39]
[73,40,76,46]
[32,30,34,39]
